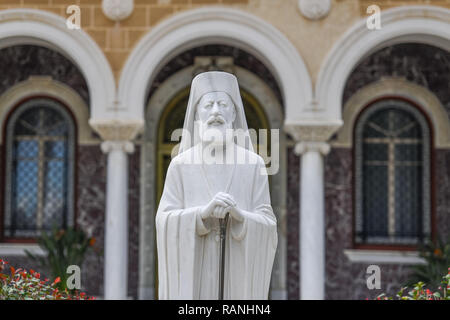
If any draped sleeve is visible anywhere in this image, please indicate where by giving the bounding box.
[226,154,278,299]
[155,158,203,299]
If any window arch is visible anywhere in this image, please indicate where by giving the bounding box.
[354,98,431,246]
[2,98,76,240]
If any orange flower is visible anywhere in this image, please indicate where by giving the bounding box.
[89,237,96,247]
[434,249,443,257]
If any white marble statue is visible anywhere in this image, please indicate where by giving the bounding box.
[156,71,277,300]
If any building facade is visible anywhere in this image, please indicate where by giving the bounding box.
[0,0,449,300]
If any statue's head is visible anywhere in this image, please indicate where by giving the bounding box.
[195,91,236,143]
[178,71,254,154]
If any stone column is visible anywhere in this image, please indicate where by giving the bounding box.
[89,119,143,300]
[284,123,341,300]
[295,142,330,300]
[101,140,134,300]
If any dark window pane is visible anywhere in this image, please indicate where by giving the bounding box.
[395,144,422,162]
[363,143,388,161]
[369,110,390,132]
[395,166,422,238]
[14,110,39,135]
[45,141,66,158]
[363,165,388,238]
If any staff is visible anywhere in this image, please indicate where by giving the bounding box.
[218,213,229,300]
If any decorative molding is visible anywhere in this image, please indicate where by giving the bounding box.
[317,6,450,122]
[0,76,98,145]
[294,141,330,156]
[334,78,450,149]
[119,6,313,127]
[102,0,134,22]
[284,121,342,143]
[0,9,115,123]
[0,244,45,256]
[298,0,331,21]
[344,249,426,265]
[89,119,144,142]
[101,140,135,154]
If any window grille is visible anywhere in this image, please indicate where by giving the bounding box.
[355,99,431,245]
[3,98,75,239]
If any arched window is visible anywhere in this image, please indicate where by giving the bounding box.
[354,99,431,246]
[3,98,75,240]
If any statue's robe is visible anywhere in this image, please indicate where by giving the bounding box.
[156,144,278,299]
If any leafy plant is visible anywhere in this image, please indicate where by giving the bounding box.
[24,226,99,291]
[0,259,94,300]
[375,268,449,300]
[407,236,450,290]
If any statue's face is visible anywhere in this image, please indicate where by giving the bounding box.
[196,92,236,141]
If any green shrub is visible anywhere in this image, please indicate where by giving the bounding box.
[25,226,100,291]
[375,267,450,300]
[407,236,450,290]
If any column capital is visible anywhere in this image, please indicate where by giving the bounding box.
[101,140,135,154]
[284,121,342,143]
[89,118,144,141]
[294,141,330,156]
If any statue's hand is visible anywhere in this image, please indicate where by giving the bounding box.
[215,192,244,222]
[227,205,244,222]
[199,192,234,220]
[200,192,237,220]
[212,206,229,219]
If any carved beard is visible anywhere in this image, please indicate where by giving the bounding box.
[197,119,234,146]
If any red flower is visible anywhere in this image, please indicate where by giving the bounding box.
[52,277,61,285]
